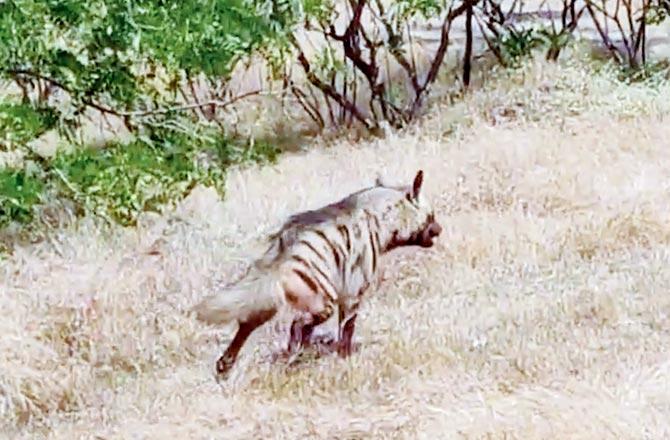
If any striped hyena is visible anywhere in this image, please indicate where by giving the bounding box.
[193,170,442,379]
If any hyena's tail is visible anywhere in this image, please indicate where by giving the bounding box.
[193,268,282,326]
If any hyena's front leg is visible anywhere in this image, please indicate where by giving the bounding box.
[335,279,368,357]
[332,299,363,358]
[337,311,359,358]
[284,303,360,358]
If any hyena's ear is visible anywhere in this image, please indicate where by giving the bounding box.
[375,173,389,187]
[411,170,424,199]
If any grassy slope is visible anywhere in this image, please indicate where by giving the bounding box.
[3,56,670,439]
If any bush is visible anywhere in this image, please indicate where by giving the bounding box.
[0,102,58,149]
[0,123,279,232]
[0,0,289,237]
[50,129,278,226]
[0,167,44,227]
[0,0,290,115]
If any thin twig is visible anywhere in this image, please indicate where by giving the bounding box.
[6,69,262,119]
[463,1,474,89]
[584,2,624,64]
[291,84,325,129]
[52,167,79,195]
[474,7,505,65]
[129,91,264,117]
[410,0,481,117]
[292,39,372,130]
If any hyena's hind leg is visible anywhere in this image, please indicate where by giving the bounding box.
[337,313,359,357]
[216,308,277,380]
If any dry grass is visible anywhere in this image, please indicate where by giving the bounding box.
[3,55,670,439]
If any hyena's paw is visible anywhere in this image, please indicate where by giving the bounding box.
[215,356,235,382]
[270,347,296,362]
[309,333,361,357]
[309,332,338,347]
[336,340,362,358]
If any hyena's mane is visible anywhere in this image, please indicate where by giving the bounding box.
[255,187,365,266]
[256,183,402,266]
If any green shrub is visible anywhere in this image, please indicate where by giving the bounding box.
[0,167,44,227]
[51,131,278,226]
[0,102,58,148]
[0,0,296,123]
[495,27,543,67]
[0,0,290,234]
[617,60,670,84]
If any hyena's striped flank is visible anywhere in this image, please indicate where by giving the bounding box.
[193,170,442,379]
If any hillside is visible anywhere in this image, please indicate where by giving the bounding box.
[3,56,670,438]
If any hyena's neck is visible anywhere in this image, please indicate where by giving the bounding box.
[382,230,404,253]
[378,200,417,253]
[373,212,403,255]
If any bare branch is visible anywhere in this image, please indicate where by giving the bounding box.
[6,69,262,120]
[290,83,325,129]
[292,41,372,130]
[584,2,624,64]
[463,1,474,89]
[410,0,482,117]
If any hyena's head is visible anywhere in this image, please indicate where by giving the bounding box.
[373,170,442,251]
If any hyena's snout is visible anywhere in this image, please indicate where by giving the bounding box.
[428,222,442,238]
[419,217,442,248]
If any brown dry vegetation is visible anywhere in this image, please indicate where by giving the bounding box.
[3,53,670,438]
